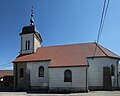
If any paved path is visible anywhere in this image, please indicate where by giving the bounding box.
[0,91,120,96]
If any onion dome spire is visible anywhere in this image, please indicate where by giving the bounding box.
[30,6,34,25]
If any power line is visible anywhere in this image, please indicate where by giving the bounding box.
[96,0,107,43]
[0,64,13,69]
[0,62,12,69]
[0,62,12,67]
[93,0,110,57]
[97,0,110,43]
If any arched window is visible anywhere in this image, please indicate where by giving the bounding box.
[64,69,72,82]
[19,68,24,78]
[111,65,115,76]
[38,66,44,77]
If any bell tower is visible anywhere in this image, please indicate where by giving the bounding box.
[20,7,42,55]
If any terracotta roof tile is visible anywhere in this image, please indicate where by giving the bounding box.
[13,42,120,67]
[0,70,13,77]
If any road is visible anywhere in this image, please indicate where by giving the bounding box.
[0,91,120,96]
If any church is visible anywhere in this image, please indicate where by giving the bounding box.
[13,11,120,92]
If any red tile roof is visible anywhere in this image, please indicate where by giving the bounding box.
[13,42,120,67]
[0,70,13,78]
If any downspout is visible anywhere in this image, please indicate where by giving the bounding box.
[117,60,119,88]
[86,67,88,92]
[16,63,18,90]
[13,63,15,90]
[86,59,90,92]
[14,63,18,91]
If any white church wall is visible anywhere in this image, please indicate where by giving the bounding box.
[87,57,119,88]
[49,66,88,92]
[15,63,28,90]
[27,61,50,89]
[21,33,34,54]
[34,34,41,52]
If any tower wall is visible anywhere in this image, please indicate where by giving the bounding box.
[20,33,34,54]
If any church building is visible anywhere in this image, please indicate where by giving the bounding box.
[13,10,120,92]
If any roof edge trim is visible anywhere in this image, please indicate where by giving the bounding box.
[87,56,120,59]
[48,65,88,68]
[13,59,51,63]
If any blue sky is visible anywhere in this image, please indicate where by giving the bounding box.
[0,0,120,70]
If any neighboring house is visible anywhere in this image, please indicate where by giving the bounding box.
[13,14,120,92]
[0,70,13,91]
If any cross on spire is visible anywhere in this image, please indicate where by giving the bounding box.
[30,6,34,25]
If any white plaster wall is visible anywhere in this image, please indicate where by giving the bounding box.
[34,35,40,52]
[15,63,27,89]
[21,34,34,54]
[88,57,119,87]
[27,61,50,87]
[49,67,87,89]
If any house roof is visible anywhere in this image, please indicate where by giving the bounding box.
[0,70,13,78]
[13,42,120,67]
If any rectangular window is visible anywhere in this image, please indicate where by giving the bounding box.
[28,40,30,50]
[25,41,27,50]
[25,40,30,50]
[19,68,24,78]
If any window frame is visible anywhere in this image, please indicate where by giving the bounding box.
[25,40,30,50]
[64,69,72,82]
[38,66,44,77]
[19,68,24,78]
[25,41,28,50]
[111,64,115,76]
[28,40,30,50]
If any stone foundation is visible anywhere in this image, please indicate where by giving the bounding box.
[30,86,49,90]
[89,86,103,91]
[49,87,88,93]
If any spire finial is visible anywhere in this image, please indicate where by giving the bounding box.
[30,6,34,25]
